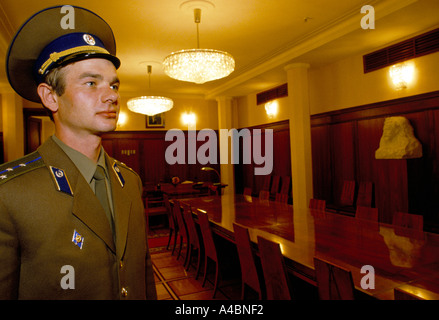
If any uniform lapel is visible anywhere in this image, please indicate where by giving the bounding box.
[38,138,116,253]
[106,155,131,259]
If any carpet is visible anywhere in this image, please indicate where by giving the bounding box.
[148,230,171,253]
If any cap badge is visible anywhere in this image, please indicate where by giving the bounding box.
[83,34,96,45]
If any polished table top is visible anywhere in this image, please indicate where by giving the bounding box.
[179,193,439,300]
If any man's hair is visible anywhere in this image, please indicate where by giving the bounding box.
[41,66,67,120]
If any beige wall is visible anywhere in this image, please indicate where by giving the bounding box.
[235,50,439,128]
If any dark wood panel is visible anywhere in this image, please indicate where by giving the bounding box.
[234,121,291,197]
[330,122,356,206]
[311,125,332,202]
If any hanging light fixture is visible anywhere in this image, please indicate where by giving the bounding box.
[163,8,235,84]
[127,65,174,116]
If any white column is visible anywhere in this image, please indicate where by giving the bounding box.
[216,96,235,195]
[284,63,313,210]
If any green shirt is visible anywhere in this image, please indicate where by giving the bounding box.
[51,135,114,215]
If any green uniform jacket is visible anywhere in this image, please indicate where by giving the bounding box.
[0,138,157,300]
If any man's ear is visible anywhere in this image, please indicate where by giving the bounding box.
[37,83,58,112]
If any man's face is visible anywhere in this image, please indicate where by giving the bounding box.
[54,58,120,136]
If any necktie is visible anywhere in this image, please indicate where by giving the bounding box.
[94,165,114,233]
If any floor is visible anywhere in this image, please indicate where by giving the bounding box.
[149,228,242,300]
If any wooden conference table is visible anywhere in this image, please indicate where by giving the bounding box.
[178,193,439,300]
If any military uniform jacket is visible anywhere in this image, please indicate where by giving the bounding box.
[0,138,157,300]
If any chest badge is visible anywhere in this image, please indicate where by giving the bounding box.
[72,230,84,249]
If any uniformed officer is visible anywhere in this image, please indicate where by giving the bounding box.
[0,5,157,299]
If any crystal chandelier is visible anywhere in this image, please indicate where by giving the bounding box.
[127,65,174,116]
[163,8,235,84]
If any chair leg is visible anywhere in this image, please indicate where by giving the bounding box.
[241,281,245,300]
[185,244,192,270]
[202,256,209,287]
[212,261,219,299]
[195,249,201,280]
[171,230,178,255]
[176,235,182,260]
[166,229,173,250]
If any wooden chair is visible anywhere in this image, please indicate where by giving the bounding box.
[173,200,189,266]
[280,176,290,195]
[243,187,252,197]
[309,198,326,210]
[259,190,270,201]
[275,193,288,204]
[270,175,280,197]
[393,212,424,230]
[181,203,202,279]
[233,223,263,300]
[394,287,424,300]
[257,236,292,300]
[314,257,355,300]
[339,180,356,207]
[262,175,271,191]
[356,206,378,221]
[163,194,178,253]
[356,181,373,207]
[198,210,220,298]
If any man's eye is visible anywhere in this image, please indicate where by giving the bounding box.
[86,81,96,87]
[111,84,120,91]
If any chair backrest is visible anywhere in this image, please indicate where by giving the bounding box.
[262,175,271,191]
[394,287,424,300]
[259,190,270,201]
[233,223,262,297]
[257,236,291,300]
[356,206,378,221]
[356,181,373,207]
[309,198,326,210]
[393,212,423,230]
[198,210,218,261]
[163,194,175,229]
[182,203,200,249]
[270,175,280,195]
[280,176,290,195]
[243,187,252,196]
[173,200,188,240]
[313,257,355,300]
[275,193,288,204]
[340,180,356,206]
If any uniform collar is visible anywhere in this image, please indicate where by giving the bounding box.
[51,135,107,183]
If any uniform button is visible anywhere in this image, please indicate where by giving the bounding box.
[121,287,128,297]
[119,261,124,269]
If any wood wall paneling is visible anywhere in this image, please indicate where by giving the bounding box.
[311,90,439,232]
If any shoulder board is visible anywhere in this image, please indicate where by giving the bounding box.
[0,151,44,185]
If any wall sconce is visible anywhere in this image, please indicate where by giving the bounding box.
[265,100,278,118]
[117,111,127,127]
[182,112,196,126]
[389,62,414,90]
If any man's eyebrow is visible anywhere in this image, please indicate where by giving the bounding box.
[79,73,120,84]
[79,72,103,80]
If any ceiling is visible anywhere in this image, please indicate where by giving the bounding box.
[1,0,439,101]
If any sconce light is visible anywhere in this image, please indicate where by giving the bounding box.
[265,100,278,118]
[182,112,196,126]
[117,111,127,127]
[389,62,414,90]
